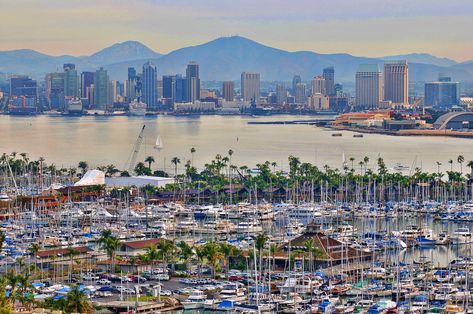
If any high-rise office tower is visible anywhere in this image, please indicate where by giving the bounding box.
[10,76,37,98]
[311,76,326,95]
[128,67,137,81]
[323,66,335,96]
[63,64,79,98]
[424,75,460,109]
[384,60,408,104]
[222,81,235,101]
[294,83,306,104]
[241,72,260,104]
[94,67,109,109]
[80,72,94,98]
[175,75,187,103]
[45,72,65,109]
[276,84,287,105]
[162,75,176,102]
[292,75,301,94]
[142,61,157,108]
[355,64,382,108]
[186,62,200,103]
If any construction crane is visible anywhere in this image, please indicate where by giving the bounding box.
[126,125,146,173]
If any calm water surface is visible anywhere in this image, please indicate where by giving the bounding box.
[0,115,472,173]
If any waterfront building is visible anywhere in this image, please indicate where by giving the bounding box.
[384,60,408,105]
[308,93,329,111]
[275,84,287,105]
[355,64,382,108]
[424,76,460,109]
[80,72,94,98]
[10,76,37,97]
[174,101,215,113]
[108,80,118,104]
[45,73,64,109]
[311,75,326,96]
[241,72,260,104]
[323,66,335,96]
[63,64,79,98]
[142,61,157,109]
[294,83,306,104]
[186,62,200,103]
[222,81,235,101]
[434,112,473,129]
[94,67,109,109]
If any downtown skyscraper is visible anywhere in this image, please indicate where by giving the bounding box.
[384,60,408,104]
[241,72,260,104]
[142,61,157,108]
[186,62,200,103]
[94,67,109,109]
[355,64,382,108]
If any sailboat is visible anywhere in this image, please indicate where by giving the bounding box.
[154,135,163,150]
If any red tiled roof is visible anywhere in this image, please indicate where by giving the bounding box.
[122,238,162,250]
[37,246,93,258]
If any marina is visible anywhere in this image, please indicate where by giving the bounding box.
[0,151,473,313]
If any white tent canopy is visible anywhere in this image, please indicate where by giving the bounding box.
[74,170,105,186]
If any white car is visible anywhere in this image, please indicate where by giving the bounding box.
[160,289,172,296]
[82,274,99,281]
[96,279,111,285]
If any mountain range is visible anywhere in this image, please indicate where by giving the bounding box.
[1,36,472,83]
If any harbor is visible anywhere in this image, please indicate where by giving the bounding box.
[1,151,473,313]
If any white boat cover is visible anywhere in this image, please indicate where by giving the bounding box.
[74,170,105,186]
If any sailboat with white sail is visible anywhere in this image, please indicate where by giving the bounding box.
[154,135,163,150]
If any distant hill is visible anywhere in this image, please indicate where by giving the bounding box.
[103,36,473,82]
[1,36,472,83]
[0,41,161,78]
[381,53,457,67]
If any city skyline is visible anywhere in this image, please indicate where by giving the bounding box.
[1,0,473,61]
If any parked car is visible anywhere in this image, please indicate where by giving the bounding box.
[96,279,111,285]
[82,273,99,281]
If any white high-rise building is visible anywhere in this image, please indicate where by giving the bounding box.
[355,64,382,108]
[384,60,408,104]
[241,72,260,104]
[311,76,326,96]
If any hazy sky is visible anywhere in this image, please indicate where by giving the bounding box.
[1,0,473,61]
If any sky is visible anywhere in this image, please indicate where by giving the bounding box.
[1,0,473,61]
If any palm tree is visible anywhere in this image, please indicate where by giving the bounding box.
[0,231,6,252]
[145,156,155,170]
[255,233,269,278]
[27,243,41,277]
[467,160,473,178]
[219,242,235,273]
[78,161,88,175]
[448,159,454,172]
[66,248,79,283]
[145,245,160,268]
[65,285,93,313]
[156,239,175,271]
[194,245,207,278]
[349,157,355,170]
[171,157,181,178]
[98,230,120,272]
[177,241,194,271]
[190,147,196,166]
[458,155,465,174]
[203,242,223,279]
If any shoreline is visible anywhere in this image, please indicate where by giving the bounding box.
[329,125,473,139]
